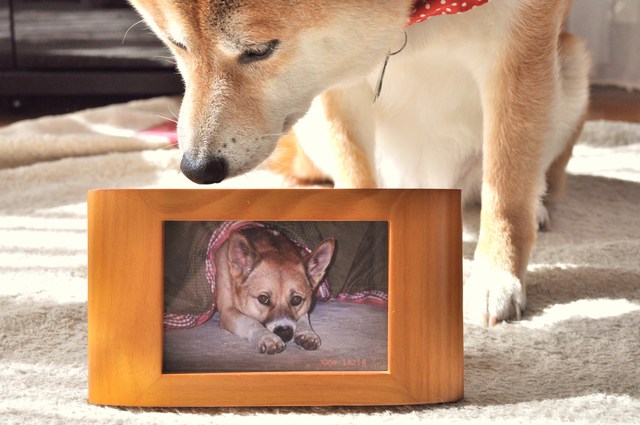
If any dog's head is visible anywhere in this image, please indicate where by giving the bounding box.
[128,0,409,183]
[226,227,334,342]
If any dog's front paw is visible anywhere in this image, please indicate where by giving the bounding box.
[255,332,286,354]
[464,261,526,327]
[294,330,321,350]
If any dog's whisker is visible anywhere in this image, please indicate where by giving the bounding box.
[257,132,287,139]
[161,148,183,172]
[153,114,179,125]
[159,143,179,151]
[168,105,180,121]
[122,19,145,44]
[153,56,177,65]
[171,150,183,165]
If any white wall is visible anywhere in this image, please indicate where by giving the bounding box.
[567,0,640,90]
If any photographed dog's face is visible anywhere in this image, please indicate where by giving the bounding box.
[128,0,408,183]
[226,228,334,341]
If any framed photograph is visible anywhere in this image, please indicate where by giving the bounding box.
[88,189,463,407]
[162,220,390,374]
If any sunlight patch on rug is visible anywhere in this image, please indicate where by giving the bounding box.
[521,298,640,329]
[569,144,640,182]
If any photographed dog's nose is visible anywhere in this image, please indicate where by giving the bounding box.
[273,326,294,343]
[180,153,228,184]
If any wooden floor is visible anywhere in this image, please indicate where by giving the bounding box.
[588,86,640,123]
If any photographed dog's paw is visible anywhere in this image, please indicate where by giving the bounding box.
[255,332,286,354]
[294,330,321,350]
[464,261,526,327]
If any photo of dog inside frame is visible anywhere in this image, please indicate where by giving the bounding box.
[163,221,389,373]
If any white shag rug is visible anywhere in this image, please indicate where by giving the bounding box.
[0,97,639,424]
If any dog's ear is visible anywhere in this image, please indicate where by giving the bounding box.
[228,231,261,280]
[306,238,335,290]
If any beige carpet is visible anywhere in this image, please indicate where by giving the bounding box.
[0,97,639,424]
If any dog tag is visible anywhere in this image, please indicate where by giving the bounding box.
[373,54,391,104]
[372,31,408,104]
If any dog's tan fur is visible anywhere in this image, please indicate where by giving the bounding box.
[129,0,590,325]
[213,226,334,354]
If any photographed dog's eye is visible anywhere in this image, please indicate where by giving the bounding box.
[290,295,304,307]
[257,294,270,306]
[239,40,279,64]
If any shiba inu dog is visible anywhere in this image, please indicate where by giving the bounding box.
[128,0,590,326]
[213,225,334,354]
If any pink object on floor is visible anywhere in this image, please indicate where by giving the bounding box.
[135,121,178,146]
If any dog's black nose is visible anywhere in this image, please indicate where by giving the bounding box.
[180,153,228,184]
[273,326,294,343]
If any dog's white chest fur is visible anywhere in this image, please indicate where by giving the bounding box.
[369,4,520,198]
[371,44,484,196]
[294,1,519,203]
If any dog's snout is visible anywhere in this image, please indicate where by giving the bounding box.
[273,326,294,343]
[180,153,228,185]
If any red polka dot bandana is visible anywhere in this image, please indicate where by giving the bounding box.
[408,0,491,26]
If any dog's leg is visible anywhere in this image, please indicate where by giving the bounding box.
[295,84,378,188]
[465,1,570,326]
[293,313,321,350]
[545,33,591,205]
[323,89,377,188]
[545,121,580,205]
[269,131,331,185]
[219,308,286,354]
[537,32,590,231]
[539,116,584,231]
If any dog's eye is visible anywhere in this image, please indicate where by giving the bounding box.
[290,295,304,307]
[239,40,279,64]
[257,294,270,306]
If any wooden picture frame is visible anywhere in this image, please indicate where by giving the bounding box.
[88,189,463,407]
